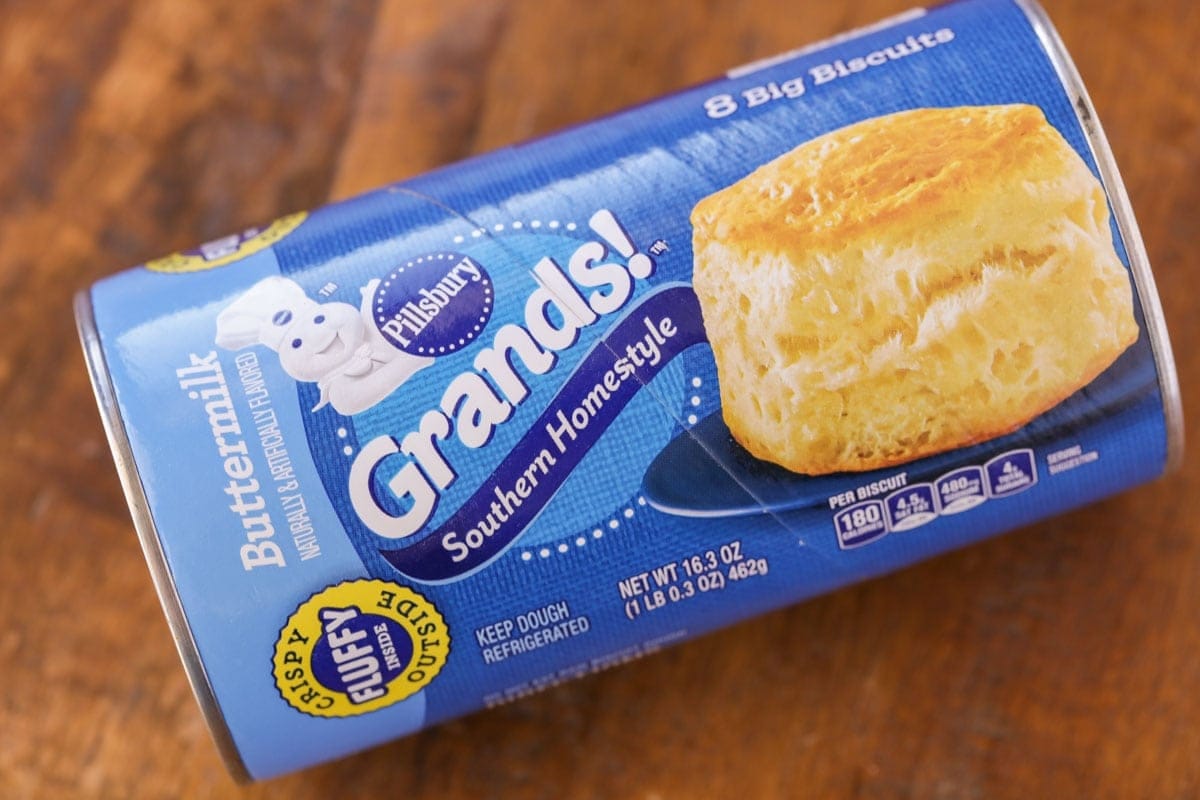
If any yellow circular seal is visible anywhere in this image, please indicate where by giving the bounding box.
[272,579,450,718]
[146,211,307,273]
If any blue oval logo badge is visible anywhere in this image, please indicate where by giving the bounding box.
[373,252,493,356]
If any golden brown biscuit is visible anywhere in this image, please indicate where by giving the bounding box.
[691,105,1138,475]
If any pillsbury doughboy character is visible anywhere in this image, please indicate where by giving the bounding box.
[215,276,432,415]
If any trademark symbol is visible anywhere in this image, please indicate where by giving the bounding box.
[648,240,669,256]
[318,282,338,296]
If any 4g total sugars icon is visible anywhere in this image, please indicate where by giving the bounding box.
[77,0,1181,781]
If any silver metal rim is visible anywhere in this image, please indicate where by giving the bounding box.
[1016,0,1185,473]
[74,290,253,783]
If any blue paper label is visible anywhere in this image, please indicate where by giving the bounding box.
[87,0,1170,780]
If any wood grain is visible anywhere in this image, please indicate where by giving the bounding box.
[0,1,1196,797]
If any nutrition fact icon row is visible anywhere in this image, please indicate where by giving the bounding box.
[834,449,1037,549]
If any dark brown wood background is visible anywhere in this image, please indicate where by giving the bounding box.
[2,1,1197,797]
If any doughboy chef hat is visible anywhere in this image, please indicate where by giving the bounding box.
[215,276,315,352]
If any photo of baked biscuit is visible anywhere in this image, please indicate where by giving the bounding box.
[691,104,1138,475]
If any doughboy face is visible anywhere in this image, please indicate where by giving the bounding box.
[274,302,366,382]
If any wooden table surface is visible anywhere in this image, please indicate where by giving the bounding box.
[2,1,1197,797]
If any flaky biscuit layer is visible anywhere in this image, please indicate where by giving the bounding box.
[692,105,1138,475]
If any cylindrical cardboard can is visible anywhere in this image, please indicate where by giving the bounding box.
[76,0,1183,780]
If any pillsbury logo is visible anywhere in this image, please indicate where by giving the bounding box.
[214,252,494,418]
[373,253,493,357]
[215,273,435,418]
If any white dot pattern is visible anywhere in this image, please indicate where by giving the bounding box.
[518,497,648,562]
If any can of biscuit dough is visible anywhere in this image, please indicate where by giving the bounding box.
[76,0,1182,780]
